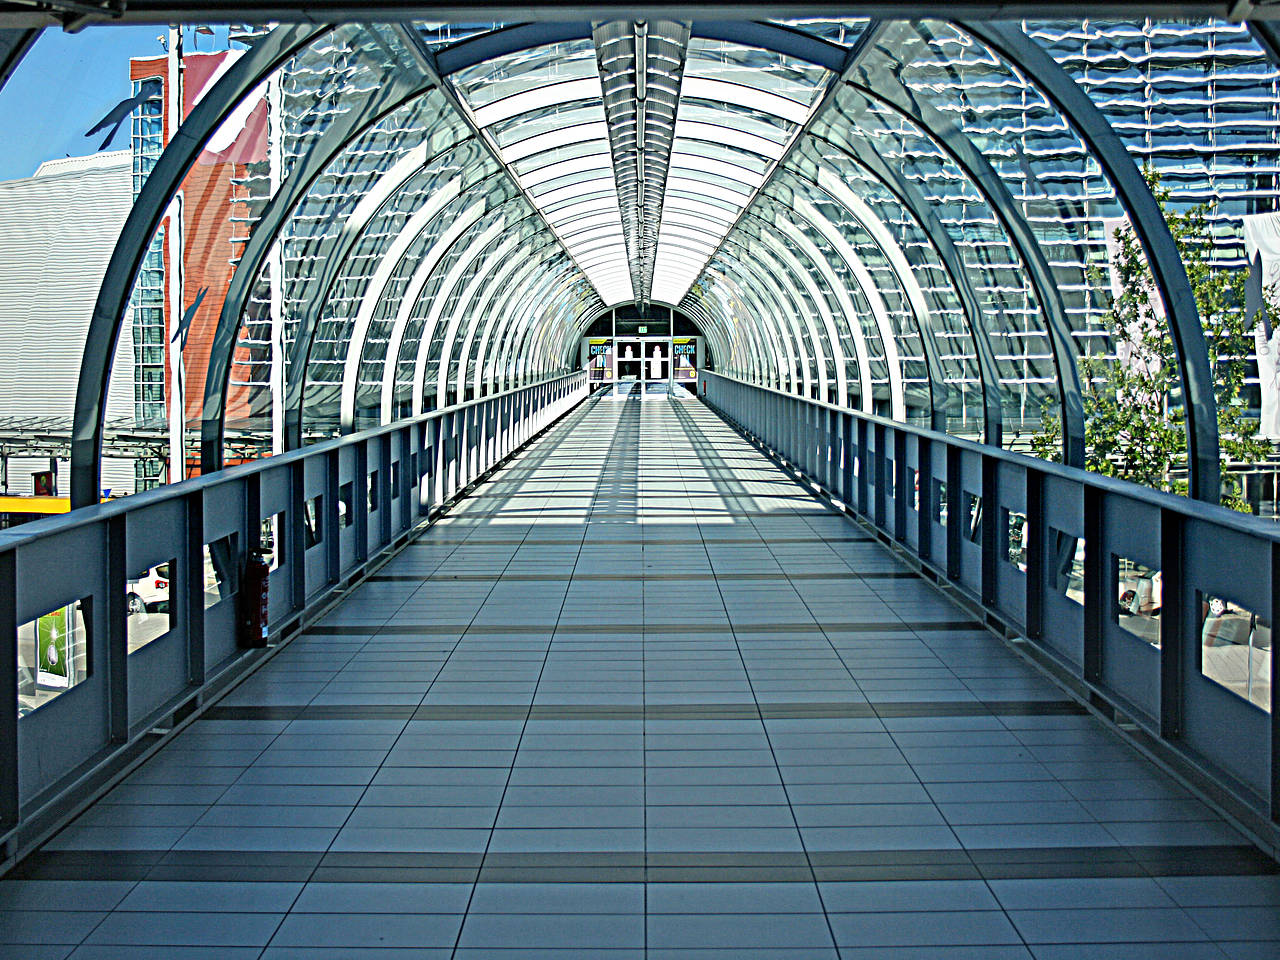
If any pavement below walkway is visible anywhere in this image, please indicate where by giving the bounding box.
[2,395,1277,959]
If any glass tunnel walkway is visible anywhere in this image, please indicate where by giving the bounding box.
[2,394,1275,958]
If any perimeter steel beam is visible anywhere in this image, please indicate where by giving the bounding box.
[70,23,329,509]
[0,3,1265,29]
[963,20,1221,501]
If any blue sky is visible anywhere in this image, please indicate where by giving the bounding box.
[0,25,229,181]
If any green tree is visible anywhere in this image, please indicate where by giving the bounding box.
[1031,176,1272,510]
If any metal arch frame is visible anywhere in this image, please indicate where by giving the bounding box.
[435,221,547,410]
[776,167,949,431]
[739,210,855,409]
[434,21,593,75]
[710,240,810,396]
[835,81,1087,460]
[199,69,455,468]
[335,179,485,430]
[703,261,792,391]
[695,268,773,386]
[686,270,768,386]
[497,262,584,391]
[490,251,581,393]
[752,194,895,417]
[474,242,574,398]
[261,136,487,439]
[277,134,480,412]
[706,237,809,395]
[463,232,570,404]
[803,127,1003,446]
[529,286,599,383]
[355,202,534,428]
[514,267,602,387]
[962,19,1221,501]
[720,230,823,399]
[377,197,495,422]
[0,26,37,93]
[1249,20,1280,65]
[71,22,330,507]
[691,20,848,71]
[410,216,509,416]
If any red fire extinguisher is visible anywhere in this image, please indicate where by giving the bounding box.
[239,550,271,648]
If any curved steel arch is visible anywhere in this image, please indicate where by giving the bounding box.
[962,19,1221,500]
[696,267,776,386]
[200,66,439,470]
[804,129,1002,446]
[691,20,848,71]
[71,22,330,507]
[434,21,593,75]
[835,79,1086,464]
[776,168,949,430]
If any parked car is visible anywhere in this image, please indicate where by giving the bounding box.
[127,563,171,614]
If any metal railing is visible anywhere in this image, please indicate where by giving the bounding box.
[702,371,1279,846]
[0,371,588,866]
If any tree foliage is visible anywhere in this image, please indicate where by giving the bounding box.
[1031,175,1271,510]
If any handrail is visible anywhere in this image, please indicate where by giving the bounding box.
[701,369,1279,853]
[0,370,585,550]
[1,370,589,873]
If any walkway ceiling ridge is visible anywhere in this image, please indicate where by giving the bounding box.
[669,20,887,313]
[410,25,632,306]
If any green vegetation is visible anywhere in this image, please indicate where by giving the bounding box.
[1031,176,1271,510]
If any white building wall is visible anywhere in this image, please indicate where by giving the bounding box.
[0,150,137,494]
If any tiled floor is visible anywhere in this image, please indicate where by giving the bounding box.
[1,395,1277,959]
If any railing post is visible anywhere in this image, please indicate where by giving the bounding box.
[0,549,15,832]
[842,412,855,511]
[946,444,962,581]
[379,433,393,547]
[981,454,998,607]
[1025,466,1045,641]
[918,435,934,562]
[289,459,307,609]
[894,428,908,543]
[1161,507,1184,741]
[1082,484,1105,686]
[873,422,887,531]
[1273,540,1280,823]
[354,440,369,566]
[106,513,128,743]
[857,417,869,517]
[325,449,341,586]
[186,489,206,684]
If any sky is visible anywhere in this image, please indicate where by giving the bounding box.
[0,25,230,181]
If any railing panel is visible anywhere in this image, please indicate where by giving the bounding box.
[700,370,1279,835]
[15,522,111,808]
[992,459,1029,630]
[1182,516,1273,803]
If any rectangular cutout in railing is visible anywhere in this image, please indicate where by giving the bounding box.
[203,534,239,611]
[391,462,401,500]
[964,491,982,543]
[934,478,947,526]
[127,558,175,651]
[18,598,90,718]
[262,512,283,571]
[368,471,379,514]
[1004,509,1027,571]
[1049,527,1085,607]
[1200,593,1271,712]
[303,495,323,549]
[338,483,353,530]
[1115,557,1161,647]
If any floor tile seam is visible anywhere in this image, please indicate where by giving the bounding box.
[675,408,841,957]
[690,400,1050,957]
[250,404,589,954]
[446,397,629,960]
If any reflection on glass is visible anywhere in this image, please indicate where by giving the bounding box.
[204,533,239,610]
[1201,595,1271,712]
[1115,557,1161,647]
[18,600,89,717]
[127,558,176,652]
[1004,509,1028,571]
[1050,528,1084,607]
